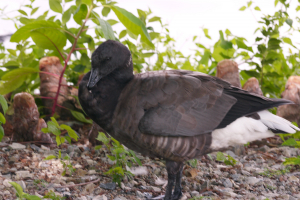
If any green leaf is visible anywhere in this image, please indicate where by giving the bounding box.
[239,6,246,11]
[18,9,28,16]
[285,19,293,27]
[129,150,142,166]
[219,31,232,49]
[268,38,281,50]
[254,6,261,11]
[282,138,298,146]
[0,126,4,142]
[1,67,39,81]
[111,5,154,49]
[0,73,26,95]
[41,128,48,133]
[102,7,111,17]
[60,124,78,141]
[73,64,86,72]
[107,19,119,26]
[82,0,92,5]
[275,0,279,6]
[23,193,42,200]
[58,150,62,158]
[199,49,210,65]
[282,37,296,48]
[70,110,93,124]
[0,95,8,115]
[296,6,300,11]
[96,132,109,144]
[44,155,57,160]
[56,135,65,146]
[62,6,76,24]
[47,121,61,136]
[73,4,88,25]
[31,7,39,15]
[247,1,252,7]
[203,28,211,39]
[49,0,63,13]
[65,135,72,144]
[98,18,115,40]
[50,117,60,127]
[283,156,300,165]
[9,182,23,196]
[10,20,67,50]
[95,145,102,150]
[0,113,6,124]
[119,30,127,39]
[148,16,161,23]
[216,152,226,162]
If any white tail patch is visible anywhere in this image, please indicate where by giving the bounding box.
[210,110,299,150]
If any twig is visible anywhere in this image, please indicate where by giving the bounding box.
[53,178,101,188]
[0,140,54,148]
[51,5,94,116]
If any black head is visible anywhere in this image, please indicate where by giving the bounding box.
[87,40,132,89]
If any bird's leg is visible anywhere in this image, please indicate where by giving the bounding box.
[172,163,184,199]
[165,160,184,200]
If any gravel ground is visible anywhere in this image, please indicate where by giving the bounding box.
[1,140,300,200]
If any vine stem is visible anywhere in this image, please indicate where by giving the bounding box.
[50,5,94,116]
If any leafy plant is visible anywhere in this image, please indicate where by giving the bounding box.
[187,159,198,168]
[216,152,237,166]
[0,94,8,141]
[44,150,76,176]
[95,132,142,185]
[259,166,291,177]
[10,181,41,200]
[41,117,78,146]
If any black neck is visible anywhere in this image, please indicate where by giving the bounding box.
[79,64,133,131]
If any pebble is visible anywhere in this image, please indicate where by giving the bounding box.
[100,182,116,190]
[222,178,233,188]
[245,177,261,185]
[136,190,145,198]
[9,143,26,150]
[190,191,200,197]
[92,195,108,200]
[289,175,299,182]
[15,171,33,179]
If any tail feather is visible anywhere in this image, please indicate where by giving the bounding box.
[258,110,300,134]
[210,110,299,150]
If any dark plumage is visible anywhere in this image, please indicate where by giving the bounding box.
[79,40,298,200]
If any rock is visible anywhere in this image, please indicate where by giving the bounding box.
[83,183,96,194]
[114,197,127,200]
[30,144,41,151]
[148,186,161,192]
[245,177,261,185]
[88,170,97,175]
[9,143,26,150]
[222,178,233,188]
[15,171,33,179]
[86,159,96,165]
[15,181,26,191]
[41,145,50,151]
[200,181,210,191]
[3,179,12,187]
[241,170,251,176]
[289,175,299,182]
[136,190,145,198]
[92,195,107,200]
[258,145,270,152]
[190,191,200,197]
[100,182,116,190]
[225,150,237,158]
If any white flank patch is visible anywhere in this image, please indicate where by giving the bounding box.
[210,110,300,150]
